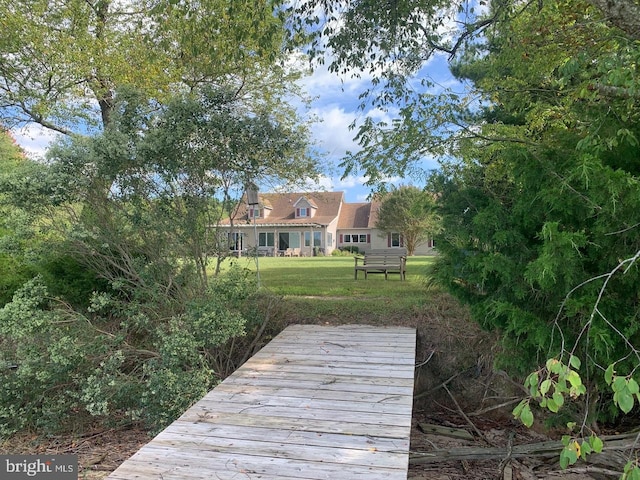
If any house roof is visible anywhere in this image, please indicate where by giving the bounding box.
[337,201,381,229]
[226,191,344,227]
[222,191,383,229]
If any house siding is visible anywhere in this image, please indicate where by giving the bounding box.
[222,191,436,256]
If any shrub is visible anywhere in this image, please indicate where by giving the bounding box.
[0,266,257,437]
[334,246,360,255]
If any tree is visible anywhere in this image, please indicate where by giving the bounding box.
[295,0,640,386]
[292,0,640,450]
[288,0,640,472]
[290,0,640,185]
[0,128,31,305]
[431,0,640,359]
[0,0,297,134]
[40,86,316,295]
[420,9,640,470]
[375,186,440,255]
[0,86,313,436]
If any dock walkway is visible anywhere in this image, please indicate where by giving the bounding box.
[107,324,416,479]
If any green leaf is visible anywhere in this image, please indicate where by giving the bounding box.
[627,378,639,395]
[581,440,592,456]
[605,364,615,385]
[552,391,565,408]
[569,355,581,369]
[617,389,635,414]
[540,379,552,395]
[566,370,582,389]
[512,399,526,418]
[548,359,564,375]
[559,450,570,469]
[613,376,627,393]
[546,397,559,413]
[559,445,578,469]
[591,435,603,453]
[520,404,534,427]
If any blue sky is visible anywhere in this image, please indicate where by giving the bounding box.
[11,51,460,204]
[295,52,461,202]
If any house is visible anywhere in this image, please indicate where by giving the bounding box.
[221,191,435,256]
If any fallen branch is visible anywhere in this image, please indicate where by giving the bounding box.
[468,398,521,417]
[413,370,466,400]
[410,433,637,468]
[418,422,474,441]
[443,384,487,442]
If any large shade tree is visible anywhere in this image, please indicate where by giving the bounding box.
[0,0,297,134]
[374,186,439,255]
[293,0,640,442]
[429,0,640,429]
[0,86,316,435]
[0,0,319,438]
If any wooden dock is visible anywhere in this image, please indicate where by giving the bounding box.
[107,324,416,480]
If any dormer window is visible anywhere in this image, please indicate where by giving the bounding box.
[249,207,260,219]
[294,196,316,218]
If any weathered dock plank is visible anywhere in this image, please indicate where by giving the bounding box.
[107,324,416,480]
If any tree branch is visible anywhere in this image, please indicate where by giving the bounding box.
[586,0,640,40]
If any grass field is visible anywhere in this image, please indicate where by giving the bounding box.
[226,255,440,324]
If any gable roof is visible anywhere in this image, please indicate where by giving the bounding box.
[293,195,318,208]
[337,201,381,229]
[227,191,344,226]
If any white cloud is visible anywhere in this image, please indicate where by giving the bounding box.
[307,174,335,191]
[11,124,60,160]
[335,175,365,189]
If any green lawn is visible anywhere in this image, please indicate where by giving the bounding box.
[225,255,438,323]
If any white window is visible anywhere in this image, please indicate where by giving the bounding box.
[391,232,401,247]
[359,234,367,243]
[259,232,274,247]
[299,207,308,217]
[229,232,243,251]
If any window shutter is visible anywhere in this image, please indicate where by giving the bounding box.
[296,208,300,217]
[387,233,391,247]
[339,234,343,243]
[367,234,371,243]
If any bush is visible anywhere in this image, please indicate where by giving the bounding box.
[37,253,109,308]
[0,253,33,307]
[0,266,258,437]
[332,246,360,255]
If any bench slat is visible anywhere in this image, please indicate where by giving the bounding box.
[354,252,406,281]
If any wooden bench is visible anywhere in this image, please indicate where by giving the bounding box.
[354,250,407,280]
